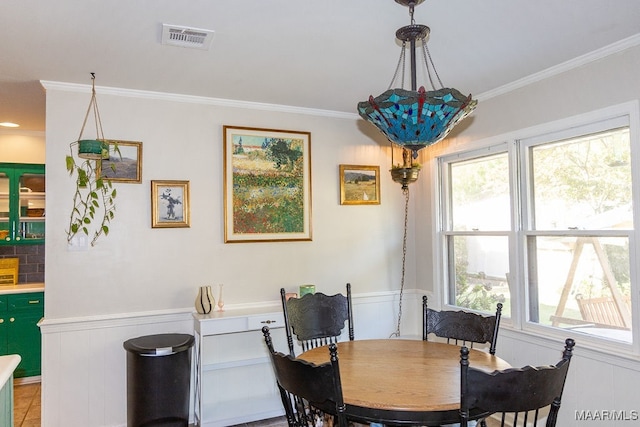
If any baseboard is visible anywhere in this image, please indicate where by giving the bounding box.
[14,375,41,385]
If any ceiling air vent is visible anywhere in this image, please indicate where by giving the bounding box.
[162,24,215,50]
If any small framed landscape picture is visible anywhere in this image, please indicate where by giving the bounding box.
[339,165,380,205]
[151,180,190,228]
[98,140,142,183]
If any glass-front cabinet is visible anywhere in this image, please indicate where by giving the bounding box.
[0,163,45,245]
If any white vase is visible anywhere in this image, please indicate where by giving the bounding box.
[217,284,225,311]
[195,285,215,314]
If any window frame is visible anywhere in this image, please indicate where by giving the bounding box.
[439,143,515,312]
[435,101,640,355]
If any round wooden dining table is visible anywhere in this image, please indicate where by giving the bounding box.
[300,339,511,426]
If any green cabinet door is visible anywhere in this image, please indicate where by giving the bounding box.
[0,163,46,245]
[0,293,44,378]
[7,312,42,377]
[0,296,6,356]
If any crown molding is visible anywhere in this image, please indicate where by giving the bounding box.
[41,34,640,119]
[40,80,359,120]
[476,33,640,102]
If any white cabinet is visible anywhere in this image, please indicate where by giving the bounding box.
[193,307,287,427]
[0,355,20,426]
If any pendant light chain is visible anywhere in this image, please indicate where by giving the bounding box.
[422,43,444,90]
[388,42,407,90]
[390,186,410,338]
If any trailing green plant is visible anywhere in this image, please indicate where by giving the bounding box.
[65,141,119,246]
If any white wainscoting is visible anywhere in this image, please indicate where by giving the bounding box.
[39,291,640,427]
[496,329,640,427]
[39,291,422,427]
[40,309,195,427]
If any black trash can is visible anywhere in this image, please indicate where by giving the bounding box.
[123,333,195,427]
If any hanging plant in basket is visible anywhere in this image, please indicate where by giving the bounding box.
[66,143,119,246]
[65,73,120,247]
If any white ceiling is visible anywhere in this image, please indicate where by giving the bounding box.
[1,0,640,132]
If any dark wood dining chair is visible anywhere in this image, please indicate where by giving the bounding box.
[423,296,503,355]
[263,326,348,427]
[460,338,576,427]
[280,283,354,357]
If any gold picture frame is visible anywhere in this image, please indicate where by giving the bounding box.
[339,165,380,205]
[223,125,312,242]
[98,140,142,183]
[151,180,190,228]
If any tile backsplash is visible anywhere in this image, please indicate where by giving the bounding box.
[0,244,44,283]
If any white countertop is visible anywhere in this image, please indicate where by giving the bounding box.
[193,304,281,321]
[0,355,20,388]
[0,283,44,295]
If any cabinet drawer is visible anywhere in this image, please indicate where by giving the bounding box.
[196,309,284,335]
[247,312,284,331]
[8,292,44,311]
[0,296,6,313]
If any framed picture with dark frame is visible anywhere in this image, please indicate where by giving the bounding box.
[98,140,142,183]
[151,180,190,228]
[339,164,380,205]
[223,125,312,242]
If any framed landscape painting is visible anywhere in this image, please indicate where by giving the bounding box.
[151,180,190,228]
[98,140,142,183]
[340,165,380,205]
[223,125,312,242]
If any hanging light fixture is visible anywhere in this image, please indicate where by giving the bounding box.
[357,1,476,337]
[357,0,477,162]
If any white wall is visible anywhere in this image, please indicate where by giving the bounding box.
[40,83,420,425]
[416,43,640,426]
[0,130,45,163]
[43,85,417,319]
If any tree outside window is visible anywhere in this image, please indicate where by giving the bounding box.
[440,120,633,344]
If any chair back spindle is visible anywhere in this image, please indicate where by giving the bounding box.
[263,326,348,427]
[460,338,575,427]
[423,295,502,355]
[281,283,354,357]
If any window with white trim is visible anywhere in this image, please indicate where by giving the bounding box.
[439,108,636,345]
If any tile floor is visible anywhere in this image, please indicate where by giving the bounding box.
[12,381,287,427]
[14,382,41,427]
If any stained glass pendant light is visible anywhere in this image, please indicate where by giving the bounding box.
[357,0,477,159]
